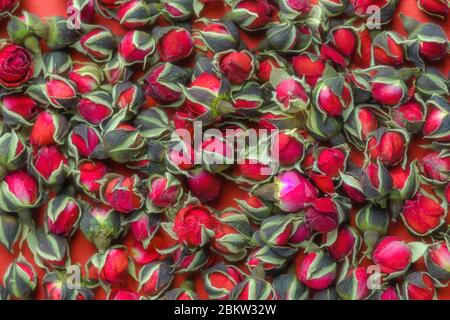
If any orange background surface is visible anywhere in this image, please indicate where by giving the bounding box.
[0,0,449,300]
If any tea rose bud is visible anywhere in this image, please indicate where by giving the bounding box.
[119,30,155,67]
[129,212,160,249]
[344,106,379,150]
[68,0,96,24]
[315,145,348,178]
[389,157,420,217]
[103,54,133,85]
[271,130,306,167]
[423,96,449,142]
[0,0,18,19]
[237,158,274,182]
[172,247,209,273]
[162,0,194,21]
[336,267,369,300]
[230,0,273,31]
[138,261,174,298]
[76,91,113,126]
[371,69,407,106]
[28,227,69,269]
[425,242,450,281]
[402,272,435,300]
[173,204,216,247]
[0,44,33,88]
[421,151,450,184]
[186,168,221,204]
[164,287,198,300]
[193,19,240,53]
[313,74,353,118]
[46,195,82,237]
[255,52,285,83]
[352,0,397,24]
[76,28,116,63]
[1,94,37,126]
[372,236,412,276]
[392,99,426,134]
[297,251,337,290]
[3,256,37,299]
[214,50,255,85]
[236,194,273,223]
[229,274,275,300]
[146,173,182,212]
[42,51,72,76]
[101,174,144,214]
[204,263,245,299]
[107,289,140,300]
[324,225,361,261]
[366,129,408,167]
[68,124,104,161]
[0,211,20,252]
[278,0,311,19]
[319,0,347,16]
[117,0,160,28]
[321,27,358,66]
[271,71,310,113]
[143,62,188,105]
[0,170,42,212]
[154,26,194,63]
[417,24,448,62]
[305,197,349,233]
[103,122,147,163]
[45,16,79,50]
[292,53,326,86]
[74,160,109,198]
[31,146,70,185]
[0,130,28,173]
[360,161,393,206]
[68,62,103,94]
[45,76,79,110]
[97,247,130,286]
[266,21,311,53]
[356,203,390,256]
[273,273,309,300]
[418,0,449,18]
[256,214,294,247]
[372,31,405,66]
[401,191,446,236]
[112,82,145,116]
[80,205,122,252]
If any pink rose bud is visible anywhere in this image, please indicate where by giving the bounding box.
[45,76,79,110]
[77,90,113,125]
[101,174,144,214]
[324,225,360,261]
[147,174,181,210]
[0,44,33,88]
[108,289,140,300]
[1,93,37,126]
[119,30,155,66]
[425,242,450,281]
[230,0,273,31]
[155,27,194,63]
[297,251,337,290]
[292,53,326,86]
[379,286,400,300]
[279,0,311,18]
[173,204,216,247]
[4,256,37,299]
[68,62,103,94]
[316,146,347,178]
[77,28,116,63]
[402,272,435,300]
[344,106,378,150]
[162,0,194,22]
[305,197,348,233]
[216,50,255,85]
[204,263,245,299]
[421,151,450,184]
[99,247,129,285]
[372,236,412,276]
[418,0,449,18]
[336,267,369,300]
[131,241,160,265]
[271,131,305,167]
[352,0,397,24]
[117,0,160,29]
[46,195,82,237]
[32,146,70,185]
[0,169,41,212]
[138,261,174,298]
[68,123,103,160]
[74,160,109,198]
[417,25,448,62]
[367,129,408,167]
[372,31,405,66]
[186,168,221,204]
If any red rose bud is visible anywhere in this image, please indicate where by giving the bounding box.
[164,287,198,300]
[101,174,144,214]
[31,110,69,147]
[273,273,309,300]
[172,246,209,273]
[146,173,182,211]
[103,122,147,163]
[246,247,286,273]
[257,214,295,247]
[229,273,275,300]
[1,93,37,126]
[193,19,240,54]
[315,146,348,178]
[80,205,122,251]
[186,168,221,204]
[418,0,449,18]
[68,0,95,24]
[256,52,286,83]
[155,26,194,63]
[138,261,174,298]
[230,0,273,31]
[166,139,195,171]
[356,203,389,256]
[215,50,255,85]
[324,225,360,261]
[112,82,145,116]
[288,220,311,245]
[204,263,245,299]
[371,69,407,106]
[425,242,450,281]
[421,151,450,184]
[76,28,116,63]
[162,0,194,21]
[272,74,309,114]
[130,212,160,249]
[107,289,140,300]
[28,227,69,269]
[321,27,358,66]
[305,197,349,233]
[32,146,70,185]
[143,62,188,105]
[360,161,393,206]
[0,0,18,19]
[0,170,41,212]
[68,124,104,160]
[402,272,435,300]
[266,21,311,53]
[344,106,379,150]
[271,130,305,167]
[45,16,79,50]
[68,62,103,94]
[292,53,326,87]
[46,195,81,237]
[3,256,37,299]
[0,44,33,88]
[98,247,129,285]
[372,31,405,66]
[74,160,109,198]
[372,236,412,276]
[235,193,274,223]
[401,191,446,236]
[423,96,449,142]
[297,251,337,290]
[173,204,216,247]
[392,99,426,134]
[313,74,353,118]
[119,30,155,67]
[0,130,28,173]
[278,0,310,19]
[45,76,79,110]
[336,267,369,300]
[103,54,133,85]
[417,24,448,62]
[352,0,397,24]
[0,210,21,252]
[319,0,347,16]
[117,0,160,28]
[366,129,408,167]
[43,269,93,300]
[237,159,274,182]
[379,286,400,300]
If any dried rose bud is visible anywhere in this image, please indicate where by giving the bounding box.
[3,256,37,299]
[204,263,245,299]
[43,269,94,300]
[352,0,398,24]
[172,246,209,273]
[0,44,34,88]
[423,96,449,143]
[138,261,174,298]
[271,70,309,114]
[45,16,79,50]
[0,130,28,173]
[372,236,412,277]
[143,62,188,106]
[74,160,109,198]
[112,82,145,116]
[392,99,426,134]
[421,151,450,185]
[235,194,273,223]
[255,214,294,248]
[271,130,306,167]
[46,195,81,237]
[129,212,160,249]
[117,0,160,28]
[378,286,400,300]
[344,106,379,150]
[231,81,265,116]
[297,251,337,290]
[154,26,194,63]
[28,227,69,269]
[366,129,408,167]
[194,19,240,53]
[31,146,70,185]
[80,205,122,251]
[75,28,116,63]
[336,267,369,300]
[214,50,255,85]
[162,0,194,21]
[266,21,311,53]
[416,24,448,62]
[315,145,348,178]
[418,0,449,18]
[103,121,147,163]
[247,246,288,273]
[76,91,113,126]
[319,0,347,16]
[371,68,407,107]
[321,27,358,67]
[229,274,275,300]
[100,174,144,214]
[68,62,103,94]
[292,53,326,87]
[256,52,286,83]
[118,30,155,67]
[68,124,104,161]
[278,0,310,19]
[273,273,309,300]
[324,225,361,261]
[0,0,19,20]
[68,0,95,24]
[425,242,450,281]
[107,289,140,300]
[401,191,446,236]
[361,161,393,206]
[146,173,182,212]
[356,203,390,256]
[372,31,405,66]
[0,170,42,212]
[305,197,349,233]
[402,272,435,300]
[313,73,353,118]
[164,287,198,300]
[173,204,216,247]
[103,54,133,85]
[96,247,130,286]
[230,0,273,31]
[45,76,79,110]
[186,168,221,204]
[7,11,46,53]
[1,93,37,126]
[0,211,20,252]
[416,70,448,98]
[42,51,72,76]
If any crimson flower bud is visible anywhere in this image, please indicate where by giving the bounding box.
[371,68,407,106]
[45,76,79,110]
[74,160,109,198]
[204,263,245,299]
[30,110,69,147]
[313,73,353,118]
[361,160,393,206]
[193,19,240,53]
[3,256,37,299]
[271,130,306,167]
[336,267,369,300]
[421,151,450,184]
[352,0,398,24]
[129,212,160,249]
[230,0,273,31]
[146,173,182,212]
[46,195,82,237]
[273,273,309,300]
[316,145,348,178]
[1,93,37,126]
[68,0,95,24]
[392,99,426,134]
[43,269,94,300]
[186,168,221,204]
[319,0,347,16]
[112,82,145,116]
[31,146,70,185]
[255,52,286,83]
[305,197,349,233]
[45,17,78,50]
[173,204,216,247]
[292,53,326,86]
[402,272,435,300]
[76,28,116,63]
[98,247,130,286]
[103,121,147,163]
[0,130,28,172]
[68,62,103,94]
[0,170,42,212]
[271,72,309,113]
[256,214,295,247]
[117,0,160,28]
[372,31,405,66]
[425,242,450,281]
[172,247,209,273]
[68,124,104,161]
[324,225,361,261]
[366,129,408,167]
[417,24,448,62]
[103,54,133,85]
[321,27,358,66]
[423,96,449,142]
[378,286,400,300]
[297,251,337,290]
[119,30,155,67]
[107,289,140,300]
[229,274,275,300]
[138,261,174,298]
[278,0,311,19]
[101,174,144,214]
[154,26,194,63]
[356,203,390,256]
[162,0,194,21]
[214,50,255,85]
[344,106,379,150]
[247,245,289,273]
[372,236,412,276]
[418,0,449,18]
[237,159,274,182]
[236,194,273,223]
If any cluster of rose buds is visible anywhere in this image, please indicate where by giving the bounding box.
[0,0,449,301]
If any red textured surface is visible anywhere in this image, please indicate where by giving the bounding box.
[0,0,449,300]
